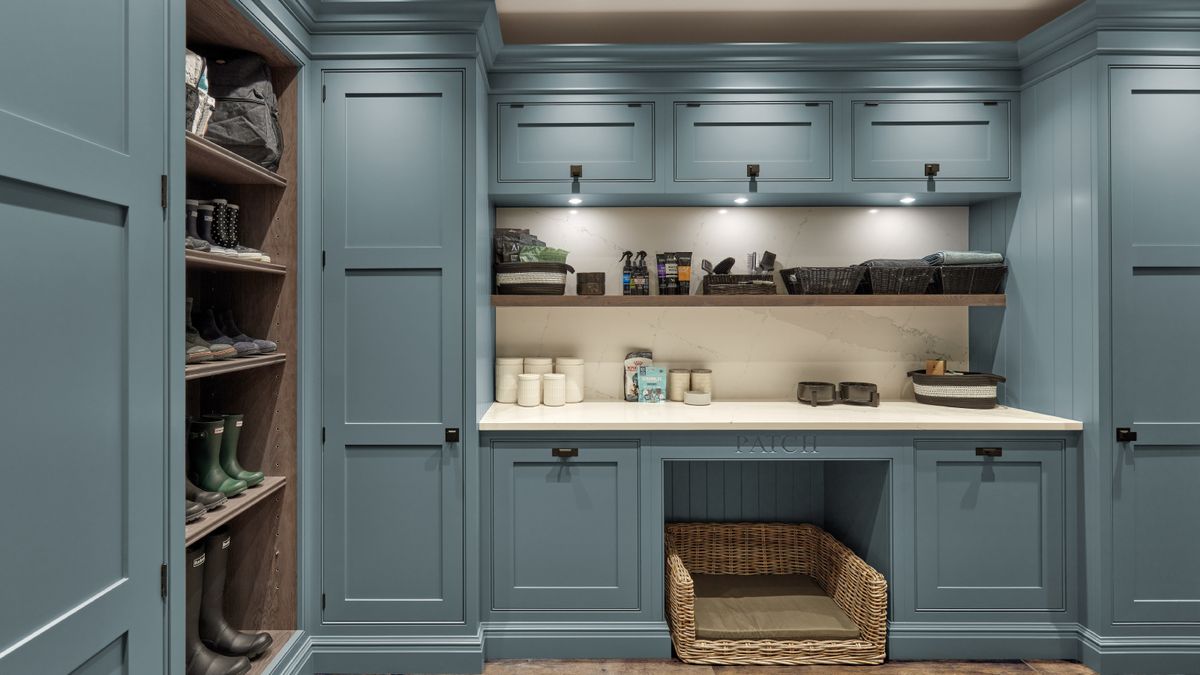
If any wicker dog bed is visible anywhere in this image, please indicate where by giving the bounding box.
[666,522,887,665]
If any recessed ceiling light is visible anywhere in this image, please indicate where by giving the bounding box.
[718,209,728,214]
[733,197,748,205]
[868,209,879,214]
[568,197,583,206]
[899,196,916,205]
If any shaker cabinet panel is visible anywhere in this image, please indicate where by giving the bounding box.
[496,102,655,182]
[852,100,1011,180]
[673,101,832,181]
[492,441,640,611]
[914,441,1065,611]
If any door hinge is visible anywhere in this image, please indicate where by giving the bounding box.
[1116,427,1138,443]
[160,175,168,209]
[321,593,326,610]
[322,426,326,443]
[160,564,168,599]
[322,84,326,102]
[322,251,326,268]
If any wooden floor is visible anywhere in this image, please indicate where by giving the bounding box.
[409,659,1095,675]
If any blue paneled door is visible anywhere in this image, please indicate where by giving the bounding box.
[0,1,167,673]
[1110,67,1200,624]
[321,70,465,624]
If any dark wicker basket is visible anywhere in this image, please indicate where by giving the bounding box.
[908,370,1006,409]
[701,273,776,296]
[495,262,574,295]
[781,266,866,295]
[576,272,605,296]
[862,266,935,294]
[935,264,1008,294]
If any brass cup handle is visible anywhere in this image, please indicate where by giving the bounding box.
[552,447,579,458]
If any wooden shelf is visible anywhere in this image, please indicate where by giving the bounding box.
[491,294,1007,308]
[185,475,286,545]
[245,630,300,675]
[185,353,287,381]
[186,250,287,275]
[186,132,288,187]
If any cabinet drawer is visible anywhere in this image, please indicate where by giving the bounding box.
[491,440,640,611]
[496,102,654,182]
[914,441,1065,611]
[852,100,1011,180]
[674,101,832,181]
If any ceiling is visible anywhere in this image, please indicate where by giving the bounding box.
[495,0,1087,45]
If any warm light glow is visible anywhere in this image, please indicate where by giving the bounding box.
[868,209,879,214]
[718,209,728,214]
[733,197,749,205]
[569,209,578,215]
[899,196,916,205]
[568,197,583,205]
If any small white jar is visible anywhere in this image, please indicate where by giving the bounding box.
[667,369,691,402]
[690,368,713,395]
[516,373,542,407]
[555,357,585,403]
[524,357,553,376]
[542,373,567,407]
[495,357,523,403]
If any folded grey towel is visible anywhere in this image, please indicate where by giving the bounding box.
[860,258,929,267]
[923,251,1005,265]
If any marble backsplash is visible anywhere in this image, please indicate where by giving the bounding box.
[495,206,969,401]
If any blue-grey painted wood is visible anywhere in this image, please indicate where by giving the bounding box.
[823,460,892,582]
[1109,66,1200,625]
[852,99,1011,180]
[0,1,167,672]
[673,101,832,182]
[915,441,1066,611]
[491,441,640,611]
[321,69,464,624]
[496,101,655,183]
[662,461,824,523]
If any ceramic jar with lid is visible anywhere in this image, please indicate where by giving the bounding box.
[555,357,585,403]
[542,373,567,407]
[667,369,691,402]
[516,373,542,407]
[495,357,523,403]
[524,357,553,376]
[690,368,713,395]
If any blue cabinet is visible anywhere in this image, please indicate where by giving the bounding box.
[914,441,1065,611]
[673,101,832,182]
[852,99,1012,181]
[491,440,640,611]
[496,101,655,183]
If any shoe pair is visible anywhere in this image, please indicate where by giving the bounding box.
[186,299,278,363]
[186,531,273,675]
[191,198,270,262]
[187,414,265,500]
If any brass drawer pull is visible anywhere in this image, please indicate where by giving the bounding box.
[552,447,579,458]
[976,447,1003,457]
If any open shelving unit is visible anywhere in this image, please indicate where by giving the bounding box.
[492,294,1005,308]
[182,0,300,661]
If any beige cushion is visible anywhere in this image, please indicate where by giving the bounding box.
[692,574,861,641]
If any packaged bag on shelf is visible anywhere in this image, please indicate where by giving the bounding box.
[184,49,215,135]
[204,50,283,170]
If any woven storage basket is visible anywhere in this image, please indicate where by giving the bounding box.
[862,266,935,294]
[935,264,1008,294]
[701,273,776,296]
[781,266,866,295]
[576,272,605,296]
[495,262,574,295]
[908,370,1006,409]
[666,522,887,666]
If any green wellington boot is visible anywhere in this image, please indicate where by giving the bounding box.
[206,414,264,487]
[187,418,247,498]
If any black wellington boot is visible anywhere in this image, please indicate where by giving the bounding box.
[206,414,264,487]
[186,500,207,523]
[201,530,273,660]
[188,418,248,498]
[187,546,252,675]
[186,477,227,510]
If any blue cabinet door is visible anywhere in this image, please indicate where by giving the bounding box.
[1110,67,1200,624]
[674,101,832,182]
[0,1,167,672]
[491,441,640,611]
[496,102,655,182]
[914,441,1065,611]
[852,100,1011,180]
[321,70,464,624]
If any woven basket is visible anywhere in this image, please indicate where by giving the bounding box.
[934,264,1008,294]
[781,266,866,295]
[666,522,887,666]
[701,274,776,296]
[908,369,1006,409]
[862,266,935,294]
[576,272,605,296]
[495,262,574,295]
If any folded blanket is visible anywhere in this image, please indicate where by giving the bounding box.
[860,258,929,267]
[923,250,1005,266]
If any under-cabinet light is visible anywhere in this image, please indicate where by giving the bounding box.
[718,209,728,214]
[899,196,916,204]
[568,197,583,206]
[868,209,879,214]
[569,209,578,215]
[733,197,749,205]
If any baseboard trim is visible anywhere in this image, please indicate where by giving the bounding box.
[888,621,1083,661]
[1079,626,1200,675]
[482,621,673,660]
[306,632,485,674]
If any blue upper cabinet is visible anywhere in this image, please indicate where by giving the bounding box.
[851,97,1018,192]
[673,101,833,185]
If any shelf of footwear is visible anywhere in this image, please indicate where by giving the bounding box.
[186,131,288,187]
[185,353,287,381]
[491,294,1007,307]
[246,631,299,675]
[186,249,287,275]
[185,475,286,545]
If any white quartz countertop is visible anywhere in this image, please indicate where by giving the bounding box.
[479,401,1083,432]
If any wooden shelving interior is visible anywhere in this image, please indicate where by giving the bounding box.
[185,353,287,381]
[492,294,1007,307]
[187,249,287,275]
[246,630,299,675]
[186,132,288,187]
[185,475,287,545]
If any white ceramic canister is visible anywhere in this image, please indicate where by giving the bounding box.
[524,357,553,376]
[542,373,567,407]
[690,368,713,395]
[516,373,542,407]
[667,369,691,402]
[495,357,524,403]
[555,357,585,403]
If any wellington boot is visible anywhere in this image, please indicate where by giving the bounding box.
[201,530,274,660]
[187,477,227,510]
[188,418,247,498]
[186,500,207,523]
[206,414,264,487]
[187,546,252,675]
